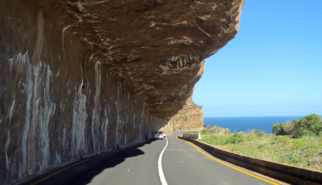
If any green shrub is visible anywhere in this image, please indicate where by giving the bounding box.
[253,130,266,137]
[272,115,322,138]
[273,123,288,135]
[294,114,322,137]
[226,133,243,144]
[300,129,317,137]
[224,130,232,135]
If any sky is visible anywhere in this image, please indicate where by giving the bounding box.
[193,0,322,117]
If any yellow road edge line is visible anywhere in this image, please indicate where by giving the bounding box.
[176,136,279,185]
[30,157,93,185]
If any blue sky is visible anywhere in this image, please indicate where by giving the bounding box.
[193,0,322,117]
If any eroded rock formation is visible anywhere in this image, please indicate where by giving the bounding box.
[55,0,244,119]
[0,0,245,184]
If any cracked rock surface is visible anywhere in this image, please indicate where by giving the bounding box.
[56,0,245,119]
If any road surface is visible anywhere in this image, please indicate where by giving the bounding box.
[24,132,277,185]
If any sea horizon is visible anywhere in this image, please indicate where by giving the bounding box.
[204,115,315,118]
[203,115,320,134]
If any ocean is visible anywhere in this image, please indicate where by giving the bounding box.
[204,116,305,134]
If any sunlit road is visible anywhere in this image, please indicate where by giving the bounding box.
[163,132,272,185]
[25,132,275,185]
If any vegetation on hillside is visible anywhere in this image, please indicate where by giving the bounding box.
[202,126,231,135]
[199,114,322,171]
[173,114,188,122]
[273,114,322,137]
[185,131,199,134]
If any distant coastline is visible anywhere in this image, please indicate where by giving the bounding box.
[203,116,313,134]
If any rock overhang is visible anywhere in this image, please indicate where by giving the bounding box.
[47,0,245,120]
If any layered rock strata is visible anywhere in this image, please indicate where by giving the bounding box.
[162,98,204,133]
[0,0,245,184]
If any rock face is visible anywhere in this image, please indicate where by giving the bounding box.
[53,0,245,120]
[162,97,204,133]
[0,0,245,184]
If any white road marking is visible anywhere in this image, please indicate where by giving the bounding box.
[158,137,169,185]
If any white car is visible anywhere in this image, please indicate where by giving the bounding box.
[160,131,166,137]
[153,132,164,140]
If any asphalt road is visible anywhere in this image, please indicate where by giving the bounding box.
[163,132,272,185]
[25,132,276,185]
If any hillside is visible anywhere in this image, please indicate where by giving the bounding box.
[160,97,204,134]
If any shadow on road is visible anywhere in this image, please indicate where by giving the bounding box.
[21,139,158,185]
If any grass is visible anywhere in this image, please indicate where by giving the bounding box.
[185,131,199,134]
[199,132,322,171]
[202,126,231,135]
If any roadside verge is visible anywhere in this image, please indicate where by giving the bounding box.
[178,137,322,185]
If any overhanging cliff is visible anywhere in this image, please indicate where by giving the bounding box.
[0,0,245,184]
[50,0,245,119]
